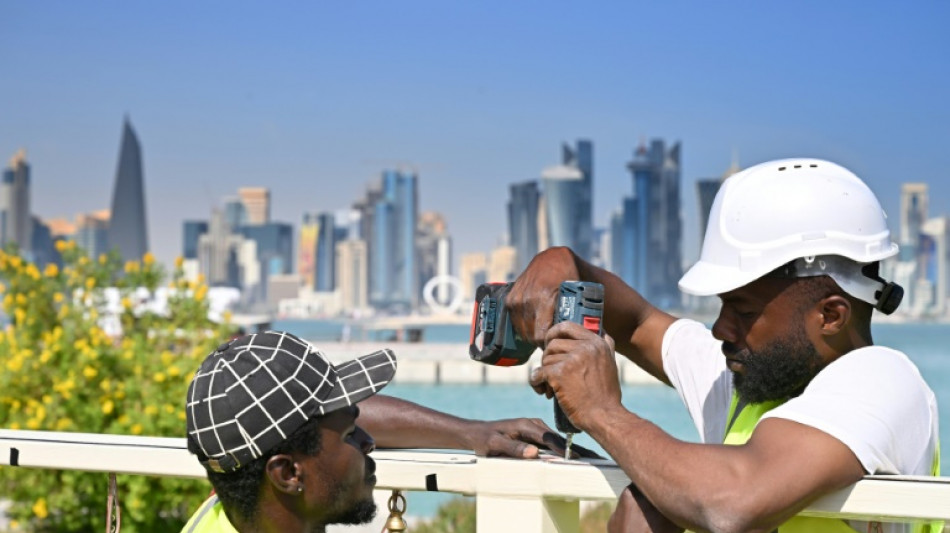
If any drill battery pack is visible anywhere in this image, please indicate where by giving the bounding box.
[468,282,536,366]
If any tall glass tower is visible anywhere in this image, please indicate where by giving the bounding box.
[541,165,585,251]
[507,181,540,273]
[107,117,149,262]
[618,139,683,308]
[1,149,32,256]
[366,170,418,311]
[562,140,593,259]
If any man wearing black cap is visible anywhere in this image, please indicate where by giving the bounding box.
[182,330,570,532]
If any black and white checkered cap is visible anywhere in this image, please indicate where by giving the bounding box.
[186,330,396,473]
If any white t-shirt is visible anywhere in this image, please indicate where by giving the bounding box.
[661,319,940,528]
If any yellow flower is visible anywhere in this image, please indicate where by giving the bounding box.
[15,293,26,306]
[83,365,97,379]
[101,400,114,415]
[175,256,184,269]
[144,405,158,416]
[32,497,48,519]
[168,365,181,377]
[163,403,176,414]
[44,263,59,277]
[53,292,64,303]
[124,261,139,273]
[25,264,40,280]
[55,418,72,431]
[55,240,67,252]
[99,253,108,264]
[143,252,155,265]
[121,297,132,309]
[85,277,96,290]
[131,423,143,435]
[26,418,40,429]
[0,282,5,293]
[195,285,208,302]
[153,372,166,383]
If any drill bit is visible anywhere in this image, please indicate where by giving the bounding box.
[563,432,574,460]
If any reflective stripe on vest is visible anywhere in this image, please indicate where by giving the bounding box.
[181,495,239,533]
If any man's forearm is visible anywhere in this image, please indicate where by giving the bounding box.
[359,394,473,450]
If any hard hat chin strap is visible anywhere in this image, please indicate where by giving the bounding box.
[771,256,903,315]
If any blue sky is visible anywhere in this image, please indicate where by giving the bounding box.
[3,2,948,268]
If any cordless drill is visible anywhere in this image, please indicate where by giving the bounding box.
[469,280,605,458]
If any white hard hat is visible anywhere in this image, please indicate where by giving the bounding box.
[680,158,899,305]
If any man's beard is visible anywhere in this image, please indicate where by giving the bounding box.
[730,325,823,404]
[323,456,378,526]
[329,499,377,526]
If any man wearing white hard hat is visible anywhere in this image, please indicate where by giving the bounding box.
[509,158,940,532]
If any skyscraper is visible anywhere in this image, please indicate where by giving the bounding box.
[182,221,209,260]
[417,211,452,304]
[507,181,540,273]
[107,118,149,262]
[2,149,32,256]
[541,164,585,251]
[362,170,419,312]
[616,139,683,308]
[562,139,593,259]
[900,183,928,262]
[238,187,270,225]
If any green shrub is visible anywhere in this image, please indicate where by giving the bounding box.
[0,244,230,532]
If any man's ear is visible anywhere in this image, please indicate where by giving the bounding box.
[265,454,301,495]
[817,295,851,336]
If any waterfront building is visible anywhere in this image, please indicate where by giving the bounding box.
[541,164,585,252]
[106,118,149,263]
[76,210,111,259]
[920,216,950,315]
[222,197,247,231]
[238,187,270,225]
[562,139,594,260]
[197,208,243,288]
[418,211,453,305]
[1,149,32,257]
[615,139,683,309]
[239,222,295,304]
[299,212,337,292]
[507,181,540,273]
[336,238,369,314]
[459,252,488,303]
[360,170,419,312]
[182,221,208,260]
[489,245,518,284]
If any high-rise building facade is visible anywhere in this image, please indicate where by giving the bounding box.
[363,170,418,312]
[107,118,149,262]
[2,149,32,256]
[900,183,929,263]
[238,187,270,225]
[459,252,488,302]
[76,210,111,259]
[614,139,683,308]
[417,211,452,305]
[507,181,540,273]
[313,213,337,292]
[182,221,209,260]
[562,139,593,259]
[541,165,585,252]
[336,239,368,314]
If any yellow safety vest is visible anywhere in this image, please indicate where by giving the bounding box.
[723,393,942,533]
[180,495,238,533]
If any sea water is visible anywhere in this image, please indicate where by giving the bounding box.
[275,319,950,517]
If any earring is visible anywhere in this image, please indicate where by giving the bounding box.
[297,485,304,493]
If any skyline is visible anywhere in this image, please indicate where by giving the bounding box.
[3,2,949,269]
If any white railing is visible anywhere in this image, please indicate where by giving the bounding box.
[1,429,949,532]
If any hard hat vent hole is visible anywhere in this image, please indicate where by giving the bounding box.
[778,166,787,171]
[810,164,818,168]
[794,165,802,168]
